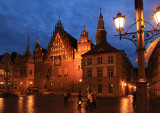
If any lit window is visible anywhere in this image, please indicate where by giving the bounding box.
[108,56,113,64]
[87,58,92,65]
[109,84,113,93]
[97,69,103,77]
[108,68,114,77]
[97,57,102,64]
[98,84,102,93]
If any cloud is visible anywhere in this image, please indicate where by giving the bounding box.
[0,0,159,67]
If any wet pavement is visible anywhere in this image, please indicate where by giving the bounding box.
[0,95,160,113]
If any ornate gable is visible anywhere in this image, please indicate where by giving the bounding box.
[47,19,77,61]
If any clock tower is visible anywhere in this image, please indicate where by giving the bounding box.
[95,8,107,45]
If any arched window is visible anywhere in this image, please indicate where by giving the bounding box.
[109,84,113,93]
[98,84,102,93]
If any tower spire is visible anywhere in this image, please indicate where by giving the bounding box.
[95,9,107,45]
[25,34,31,57]
[100,8,102,16]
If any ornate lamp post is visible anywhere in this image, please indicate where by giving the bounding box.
[113,0,160,113]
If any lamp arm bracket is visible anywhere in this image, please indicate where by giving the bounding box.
[144,21,156,30]
[126,22,137,33]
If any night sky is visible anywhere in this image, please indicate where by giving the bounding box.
[0,0,160,67]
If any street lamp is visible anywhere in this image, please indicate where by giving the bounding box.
[113,0,160,113]
[153,6,160,26]
[113,13,126,32]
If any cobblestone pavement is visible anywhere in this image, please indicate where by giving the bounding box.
[0,95,160,113]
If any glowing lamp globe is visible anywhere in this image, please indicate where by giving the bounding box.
[153,6,160,26]
[113,13,126,31]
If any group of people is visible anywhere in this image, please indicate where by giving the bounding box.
[64,91,97,110]
[85,91,97,110]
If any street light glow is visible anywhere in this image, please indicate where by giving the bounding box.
[113,13,126,31]
[153,6,160,26]
[79,79,82,82]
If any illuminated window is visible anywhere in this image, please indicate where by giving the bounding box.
[109,84,113,93]
[87,58,92,65]
[97,69,103,77]
[97,57,102,64]
[108,56,113,64]
[98,84,102,93]
[87,69,92,77]
[108,68,114,77]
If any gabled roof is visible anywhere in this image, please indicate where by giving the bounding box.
[63,31,77,49]
[82,42,119,56]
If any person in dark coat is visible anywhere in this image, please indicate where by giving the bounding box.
[132,92,136,105]
[92,91,97,108]
[78,92,82,101]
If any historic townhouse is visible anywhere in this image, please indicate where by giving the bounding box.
[81,12,136,97]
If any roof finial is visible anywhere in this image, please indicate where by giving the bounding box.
[28,33,29,46]
[100,8,102,16]
[58,16,60,21]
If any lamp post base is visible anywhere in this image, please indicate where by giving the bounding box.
[136,81,148,113]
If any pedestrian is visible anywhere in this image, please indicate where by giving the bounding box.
[64,91,68,103]
[92,91,97,108]
[132,92,136,105]
[85,92,92,110]
[77,98,83,108]
[78,92,82,101]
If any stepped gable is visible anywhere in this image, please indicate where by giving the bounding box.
[49,19,77,50]
[82,42,119,56]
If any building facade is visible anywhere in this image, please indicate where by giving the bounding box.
[0,11,136,96]
[81,12,136,97]
[33,19,93,92]
[148,43,160,97]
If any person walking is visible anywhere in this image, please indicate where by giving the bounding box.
[78,92,82,101]
[92,91,97,108]
[132,92,136,106]
[64,91,68,103]
[77,92,83,108]
[85,92,92,110]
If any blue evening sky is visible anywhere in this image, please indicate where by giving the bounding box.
[0,0,160,67]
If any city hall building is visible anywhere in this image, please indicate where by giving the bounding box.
[0,11,136,97]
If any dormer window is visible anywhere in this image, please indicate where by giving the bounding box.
[98,48,104,52]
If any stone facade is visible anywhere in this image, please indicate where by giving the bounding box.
[33,20,93,92]
[81,11,136,97]
[148,43,160,97]
[0,11,136,96]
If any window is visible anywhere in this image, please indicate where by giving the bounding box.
[108,68,114,77]
[109,84,113,93]
[30,70,32,75]
[97,69,103,77]
[108,56,113,64]
[77,65,80,71]
[87,58,92,65]
[87,69,92,77]
[97,57,102,64]
[98,84,102,93]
